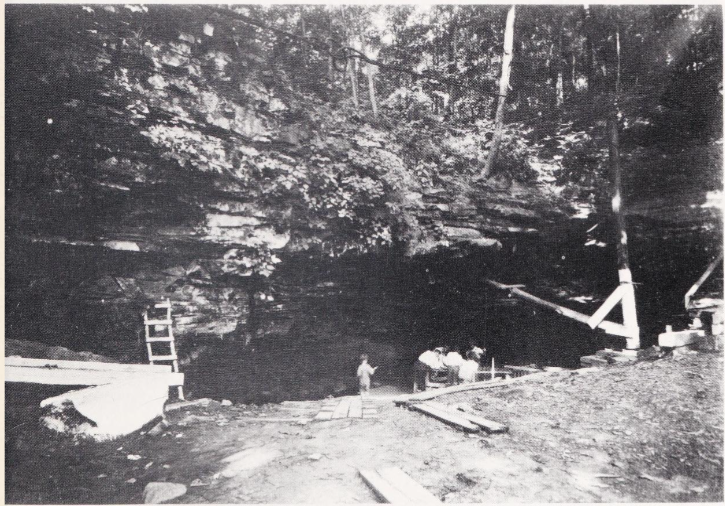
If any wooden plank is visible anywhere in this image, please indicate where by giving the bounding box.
[349,396,363,418]
[144,319,172,326]
[587,285,625,329]
[332,397,352,419]
[658,329,705,348]
[426,402,508,433]
[236,417,312,423]
[314,410,333,421]
[149,354,178,361]
[395,370,564,405]
[165,398,212,411]
[5,366,184,387]
[409,403,480,433]
[359,469,413,504]
[376,467,442,504]
[684,249,723,309]
[4,357,171,373]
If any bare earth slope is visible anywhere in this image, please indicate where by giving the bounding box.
[5,351,722,503]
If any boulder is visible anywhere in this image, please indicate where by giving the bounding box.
[142,482,187,504]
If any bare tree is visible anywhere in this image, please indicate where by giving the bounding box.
[479,5,516,179]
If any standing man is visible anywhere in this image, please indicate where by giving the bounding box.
[413,347,444,393]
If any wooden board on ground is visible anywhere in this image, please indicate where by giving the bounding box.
[314,410,334,421]
[409,403,479,433]
[165,398,211,411]
[426,402,508,433]
[358,469,415,504]
[376,467,442,504]
[348,397,363,418]
[236,417,312,423]
[332,397,353,419]
[658,329,706,348]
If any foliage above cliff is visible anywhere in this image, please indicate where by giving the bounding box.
[6,5,722,279]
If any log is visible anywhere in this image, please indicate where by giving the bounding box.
[408,403,480,433]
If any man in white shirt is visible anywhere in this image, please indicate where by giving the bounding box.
[413,348,444,392]
[443,348,464,385]
[458,350,480,383]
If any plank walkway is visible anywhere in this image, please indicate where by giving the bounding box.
[314,395,381,421]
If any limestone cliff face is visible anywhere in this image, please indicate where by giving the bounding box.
[6,6,721,365]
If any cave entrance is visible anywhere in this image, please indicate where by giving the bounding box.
[182,248,604,404]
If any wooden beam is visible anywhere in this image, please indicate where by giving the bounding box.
[408,402,480,433]
[587,285,625,329]
[486,280,590,324]
[394,371,558,405]
[487,279,638,340]
[658,329,706,348]
[359,469,413,504]
[5,358,183,387]
[376,468,442,504]
[685,252,724,310]
[5,357,172,373]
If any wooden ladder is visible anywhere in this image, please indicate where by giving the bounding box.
[143,299,184,400]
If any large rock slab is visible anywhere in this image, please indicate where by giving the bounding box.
[40,377,170,440]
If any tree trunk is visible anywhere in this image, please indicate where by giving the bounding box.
[300,7,308,67]
[615,24,622,96]
[556,21,564,107]
[583,5,595,94]
[327,15,334,81]
[348,59,359,109]
[367,64,378,119]
[479,5,516,179]
[607,113,639,349]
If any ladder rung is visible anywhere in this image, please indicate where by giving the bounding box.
[145,319,172,326]
[146,337,174,342]
[150,355,178,361]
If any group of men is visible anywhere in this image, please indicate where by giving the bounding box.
[413,344,486,393]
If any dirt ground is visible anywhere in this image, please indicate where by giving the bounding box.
[5,350,723,504]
